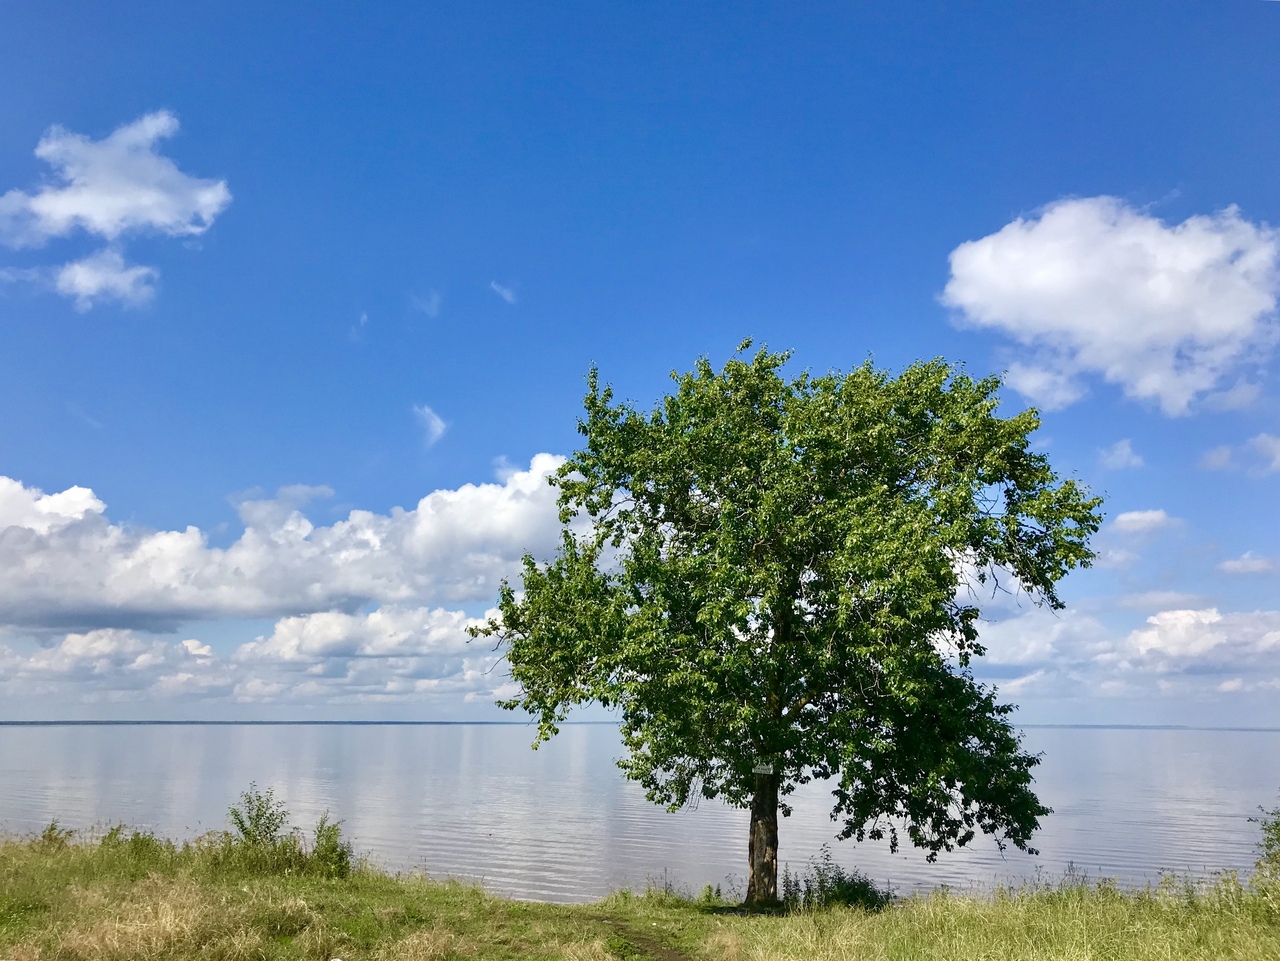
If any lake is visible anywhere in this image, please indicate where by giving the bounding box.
[0,723,1276,903]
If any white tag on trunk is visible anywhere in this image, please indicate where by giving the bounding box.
[752,762,773,774]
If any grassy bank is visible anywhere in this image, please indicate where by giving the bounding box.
[5,832,1280,960]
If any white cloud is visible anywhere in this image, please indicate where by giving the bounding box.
[55,247,158,310]
[978,608,1112,668]
[1219,552,1275,575]
[1118,590,1205,610]
[181,638,213,657]
[1128,608,1280,662]
[1003,364,1086,411]
[0,111,229,309]
[0,605,507,705]
[490,280,517,304]
[1248,434,1280,473]
[1111,509,1177,534]
[972,604,1280,702]
[943,197,1280,415]
[413,405,448,447]
[1196,434,1280,474]
[1095,547,1140,569]
[0,627,234,701]
[1099,439,1144,470]
[0,476,104,534]
[411,290,441,317]
[0,111,230,246]
[235,606,481,663]
[1201,445,1235,470]
[0,454,563,631]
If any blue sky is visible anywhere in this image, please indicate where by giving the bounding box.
[1,1,1278,723]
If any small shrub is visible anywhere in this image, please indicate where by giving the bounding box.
[98,824,173,873]
[310,811,353,879]
[780,844,892,912]
[228,783,289,846]
[217,784,354,879]
[37,820,73,848]
[1253,792,1280,875]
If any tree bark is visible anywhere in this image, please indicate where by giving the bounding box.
[745,770,779,906]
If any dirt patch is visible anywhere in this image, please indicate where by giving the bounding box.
[597,917,689,961]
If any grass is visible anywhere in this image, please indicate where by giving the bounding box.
[3,802,1280,960]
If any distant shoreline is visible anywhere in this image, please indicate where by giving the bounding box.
[2,719,1280,732]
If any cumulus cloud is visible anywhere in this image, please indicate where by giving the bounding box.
[413,405,448,447]
[0,628,234,701]
[0,111,230,246]
[973,604,1280,701]
[1099,439,1144,470]
[1128,608,1280,664]
[1248,434,1280,473]
[236,606,481,663]
[0,111,229,309]
[55,247,158,310]
[1111,509,1177,534]
[0,605,507,705]
[0,477,104,534]
[1219,552,1275,575]
[943,197,1280,415]
[0,454,563,631]
[225,605,508,704]
[1197,434,1280,474]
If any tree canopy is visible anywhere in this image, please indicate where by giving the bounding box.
[473,345,1102,904]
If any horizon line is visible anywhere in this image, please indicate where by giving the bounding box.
[1,720,1279,732]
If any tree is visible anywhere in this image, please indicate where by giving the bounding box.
[473,345,1102,906]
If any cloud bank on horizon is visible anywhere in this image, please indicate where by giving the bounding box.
[0,456,562,709]
[0,444,1276,715]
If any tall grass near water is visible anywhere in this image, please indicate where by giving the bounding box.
[4,786,1280,959]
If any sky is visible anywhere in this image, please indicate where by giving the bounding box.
[1,1,1279,724]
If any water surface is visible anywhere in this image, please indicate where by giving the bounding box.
[0,723,1275,902]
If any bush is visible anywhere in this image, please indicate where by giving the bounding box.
[781,844,893,912]
[37,820,73,848]
[310,811,353,879]
[228,783,290,847]
[222,784,353,879]
[1253,793,1280,878]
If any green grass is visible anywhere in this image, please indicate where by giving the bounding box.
[3,825,1280,960]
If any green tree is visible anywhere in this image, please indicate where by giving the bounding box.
[473,345,1101,906]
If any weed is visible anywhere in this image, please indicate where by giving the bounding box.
[228,782,290,847]
[37,820,73,848]
[310,811,353,879]
[780,844,893,912]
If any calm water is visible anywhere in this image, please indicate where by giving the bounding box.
[1,723,1276,903]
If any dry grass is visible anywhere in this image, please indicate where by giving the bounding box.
[703,880,1280,961]
[4,832,1280,960]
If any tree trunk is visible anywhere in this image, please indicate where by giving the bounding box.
[745,770,779,907]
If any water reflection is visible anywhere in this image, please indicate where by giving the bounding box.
[0,723,1275,902]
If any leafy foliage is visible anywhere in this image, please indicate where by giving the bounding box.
[228,782,290,847]
[310,811,354,879]
[36,820,73,848]
[475,345,1102,861]
[1252,791,1280,875]
[222,783,353,878]
[781,845,893,911]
